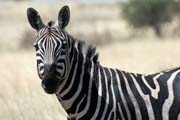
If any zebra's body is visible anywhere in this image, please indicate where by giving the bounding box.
[27,6,180,120]
[56,34,180,120]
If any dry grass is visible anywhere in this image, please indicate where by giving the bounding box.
[98,40,180,74]
[1,1,180,120]
[0,51,67,120]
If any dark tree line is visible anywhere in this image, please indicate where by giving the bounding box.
[123,0,180,37]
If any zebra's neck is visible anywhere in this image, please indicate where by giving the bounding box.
[55,35,99,117]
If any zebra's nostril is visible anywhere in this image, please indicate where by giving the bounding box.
[44,63,56,72]
[44,64,50,72]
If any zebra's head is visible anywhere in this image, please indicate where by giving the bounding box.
[27,6,70,94]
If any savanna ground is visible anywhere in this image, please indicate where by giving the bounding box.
[1,1,180,120]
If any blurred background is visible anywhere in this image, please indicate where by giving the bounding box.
[1,0,180,119]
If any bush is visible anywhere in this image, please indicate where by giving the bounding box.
[123,0,175,37]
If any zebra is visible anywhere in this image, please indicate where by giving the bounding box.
[27,5,180,120]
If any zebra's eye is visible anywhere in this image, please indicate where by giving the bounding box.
[33,43,38,50]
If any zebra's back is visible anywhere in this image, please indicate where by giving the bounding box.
[92,66,180,120]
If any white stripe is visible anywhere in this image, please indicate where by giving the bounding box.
[77,61,94,119]
[177,113,180,120]
[118,103,125,120]
[143,73,163,99]
[38,63,44,67]
[115,70,131,120]
[39,69,44,74]
[122,72,142,120]
[69,94,86,118]
[56,62,65,66]
[152,73,163,99]
[107,109,113,120]
[101,68,110,120]
[130,74,155,120]
[61,57,85,110]
[56,50,75,94]
[60,59,78,97]
[91,67,102,119]
[36,55,43,61]
[109,69,116,120]
[162,70,180,120]
[56,63,64,74]
[58,42,79,94]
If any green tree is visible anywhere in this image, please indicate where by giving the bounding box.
[123,0,175,37]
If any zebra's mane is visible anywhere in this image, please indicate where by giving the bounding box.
[68,34,99,64]
[86,44,99,64]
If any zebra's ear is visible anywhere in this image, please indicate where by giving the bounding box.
[58,5,70,29]
[27,7,45,31]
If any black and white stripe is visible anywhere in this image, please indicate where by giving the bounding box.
[35,26,69,80]
[27,6,180,120]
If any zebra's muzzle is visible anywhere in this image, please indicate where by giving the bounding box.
[41,63,59,94]
[41,78,59,94]
[44,63,56,74]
